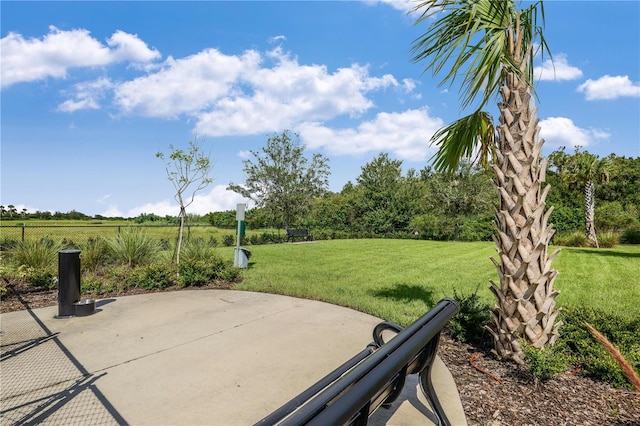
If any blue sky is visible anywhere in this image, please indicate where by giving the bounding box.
[2,1,639,218]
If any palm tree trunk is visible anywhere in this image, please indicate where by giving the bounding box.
[584,180,599,248]
[486,52,562,364]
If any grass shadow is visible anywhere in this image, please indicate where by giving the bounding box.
[565,248,640,258]
[370,283,437,307]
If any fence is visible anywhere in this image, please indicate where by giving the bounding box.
[0,224,237,248]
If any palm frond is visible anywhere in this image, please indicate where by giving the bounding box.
[430,110,496,173]
[411,0,550,111]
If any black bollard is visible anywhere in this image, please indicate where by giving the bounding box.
[58,249,81,317]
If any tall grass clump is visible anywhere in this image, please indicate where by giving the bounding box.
[554,231,589,247]
[107,227,158,267]
[8,238,59,288]
[597,232,619,248]
[10,238,59,270]
[180,237,216,263]
[81,237,110,271]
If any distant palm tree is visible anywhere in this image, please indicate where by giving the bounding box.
[550,147,610,247]
[411,0,560,364]
[7,205,17,219]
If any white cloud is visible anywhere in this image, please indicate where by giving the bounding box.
[107,30,161,63]
[534,54,583,81]
[364,0,416,13]
[101,185,253,218]
[114,49,262,117]
[194,49,399,136]
[297,108,444,161]
[539,117,610,149]
[268,35,287,44]
[58,77,113,112]
[577,75,640,100]
[1,26,160,88]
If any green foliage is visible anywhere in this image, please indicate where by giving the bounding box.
[10,238,59,271]
[126,262,176,290]
[597,232,619,248]
[595,201,639,232]
[222,235,235,247]
[523,343,572,381]
[228,130,330,229]
[107,227,159,267]
[553,231,589,247]
[621,227,640,244]
[81,237,110,271]
[549,206,583,234]
[560,307,640,388]
[448,286,492,345]
[457,215,494,242]
[177,256,239,286]
[180,237,216,262]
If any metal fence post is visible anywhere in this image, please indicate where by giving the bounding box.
[21,224,25,243]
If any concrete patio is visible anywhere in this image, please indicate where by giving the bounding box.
[0,290,466,425]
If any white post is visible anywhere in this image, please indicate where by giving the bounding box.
[234,203,246,267]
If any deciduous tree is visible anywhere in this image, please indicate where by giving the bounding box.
[228,130,330,230]
[157,136,213,264]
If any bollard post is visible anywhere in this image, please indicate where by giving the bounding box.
[58,249,81,317]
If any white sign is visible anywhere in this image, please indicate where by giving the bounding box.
[236,203,245,221]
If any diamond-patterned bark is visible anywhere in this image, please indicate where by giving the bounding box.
[485,58,562,364]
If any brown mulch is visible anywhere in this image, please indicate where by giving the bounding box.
[2,284,639,425]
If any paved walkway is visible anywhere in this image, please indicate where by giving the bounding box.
[0,290,466,425]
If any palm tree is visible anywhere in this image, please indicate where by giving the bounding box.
[550,147,610,247]
[411,0,561,364]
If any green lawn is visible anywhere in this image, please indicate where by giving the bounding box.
[228,240,640,326]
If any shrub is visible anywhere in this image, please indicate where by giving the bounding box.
[126,262,176,290]
[448,287,492,346]
[181,238,215,263]
[107,227,158,267]
[554,231,589,247]
[222,234,235,247]
[81,237,110,271]
[10,239,59,271]
[249,235,260,245]
[621,227,640,244]
[523,343,573,381]
[457,216,494,242]
[178,255,239,286]
[560,307,640,388]
[597,231,619,248]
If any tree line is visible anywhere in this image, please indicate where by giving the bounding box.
[211,132,639,244]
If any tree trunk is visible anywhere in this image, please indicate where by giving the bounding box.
[584,180,599,248]
[176,205,186,264]
[485,49,562,364]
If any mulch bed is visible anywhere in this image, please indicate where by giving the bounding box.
[2,283,639,425]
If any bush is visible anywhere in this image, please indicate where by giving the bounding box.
[550,206,582,234]
[222,234,235,247]
[554,231,589,247]
[457,216,494,242]
[621,227,640,244]
[10,239,59,271]
[560,307,640,388]
[523,343,573,381]
[448,287,492,346]
[181,238,216,263]
[81,237,110,271]
[597,231,619,248]
[126,262,176,290]
[107,227,159,267]
[178,255,240,286]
